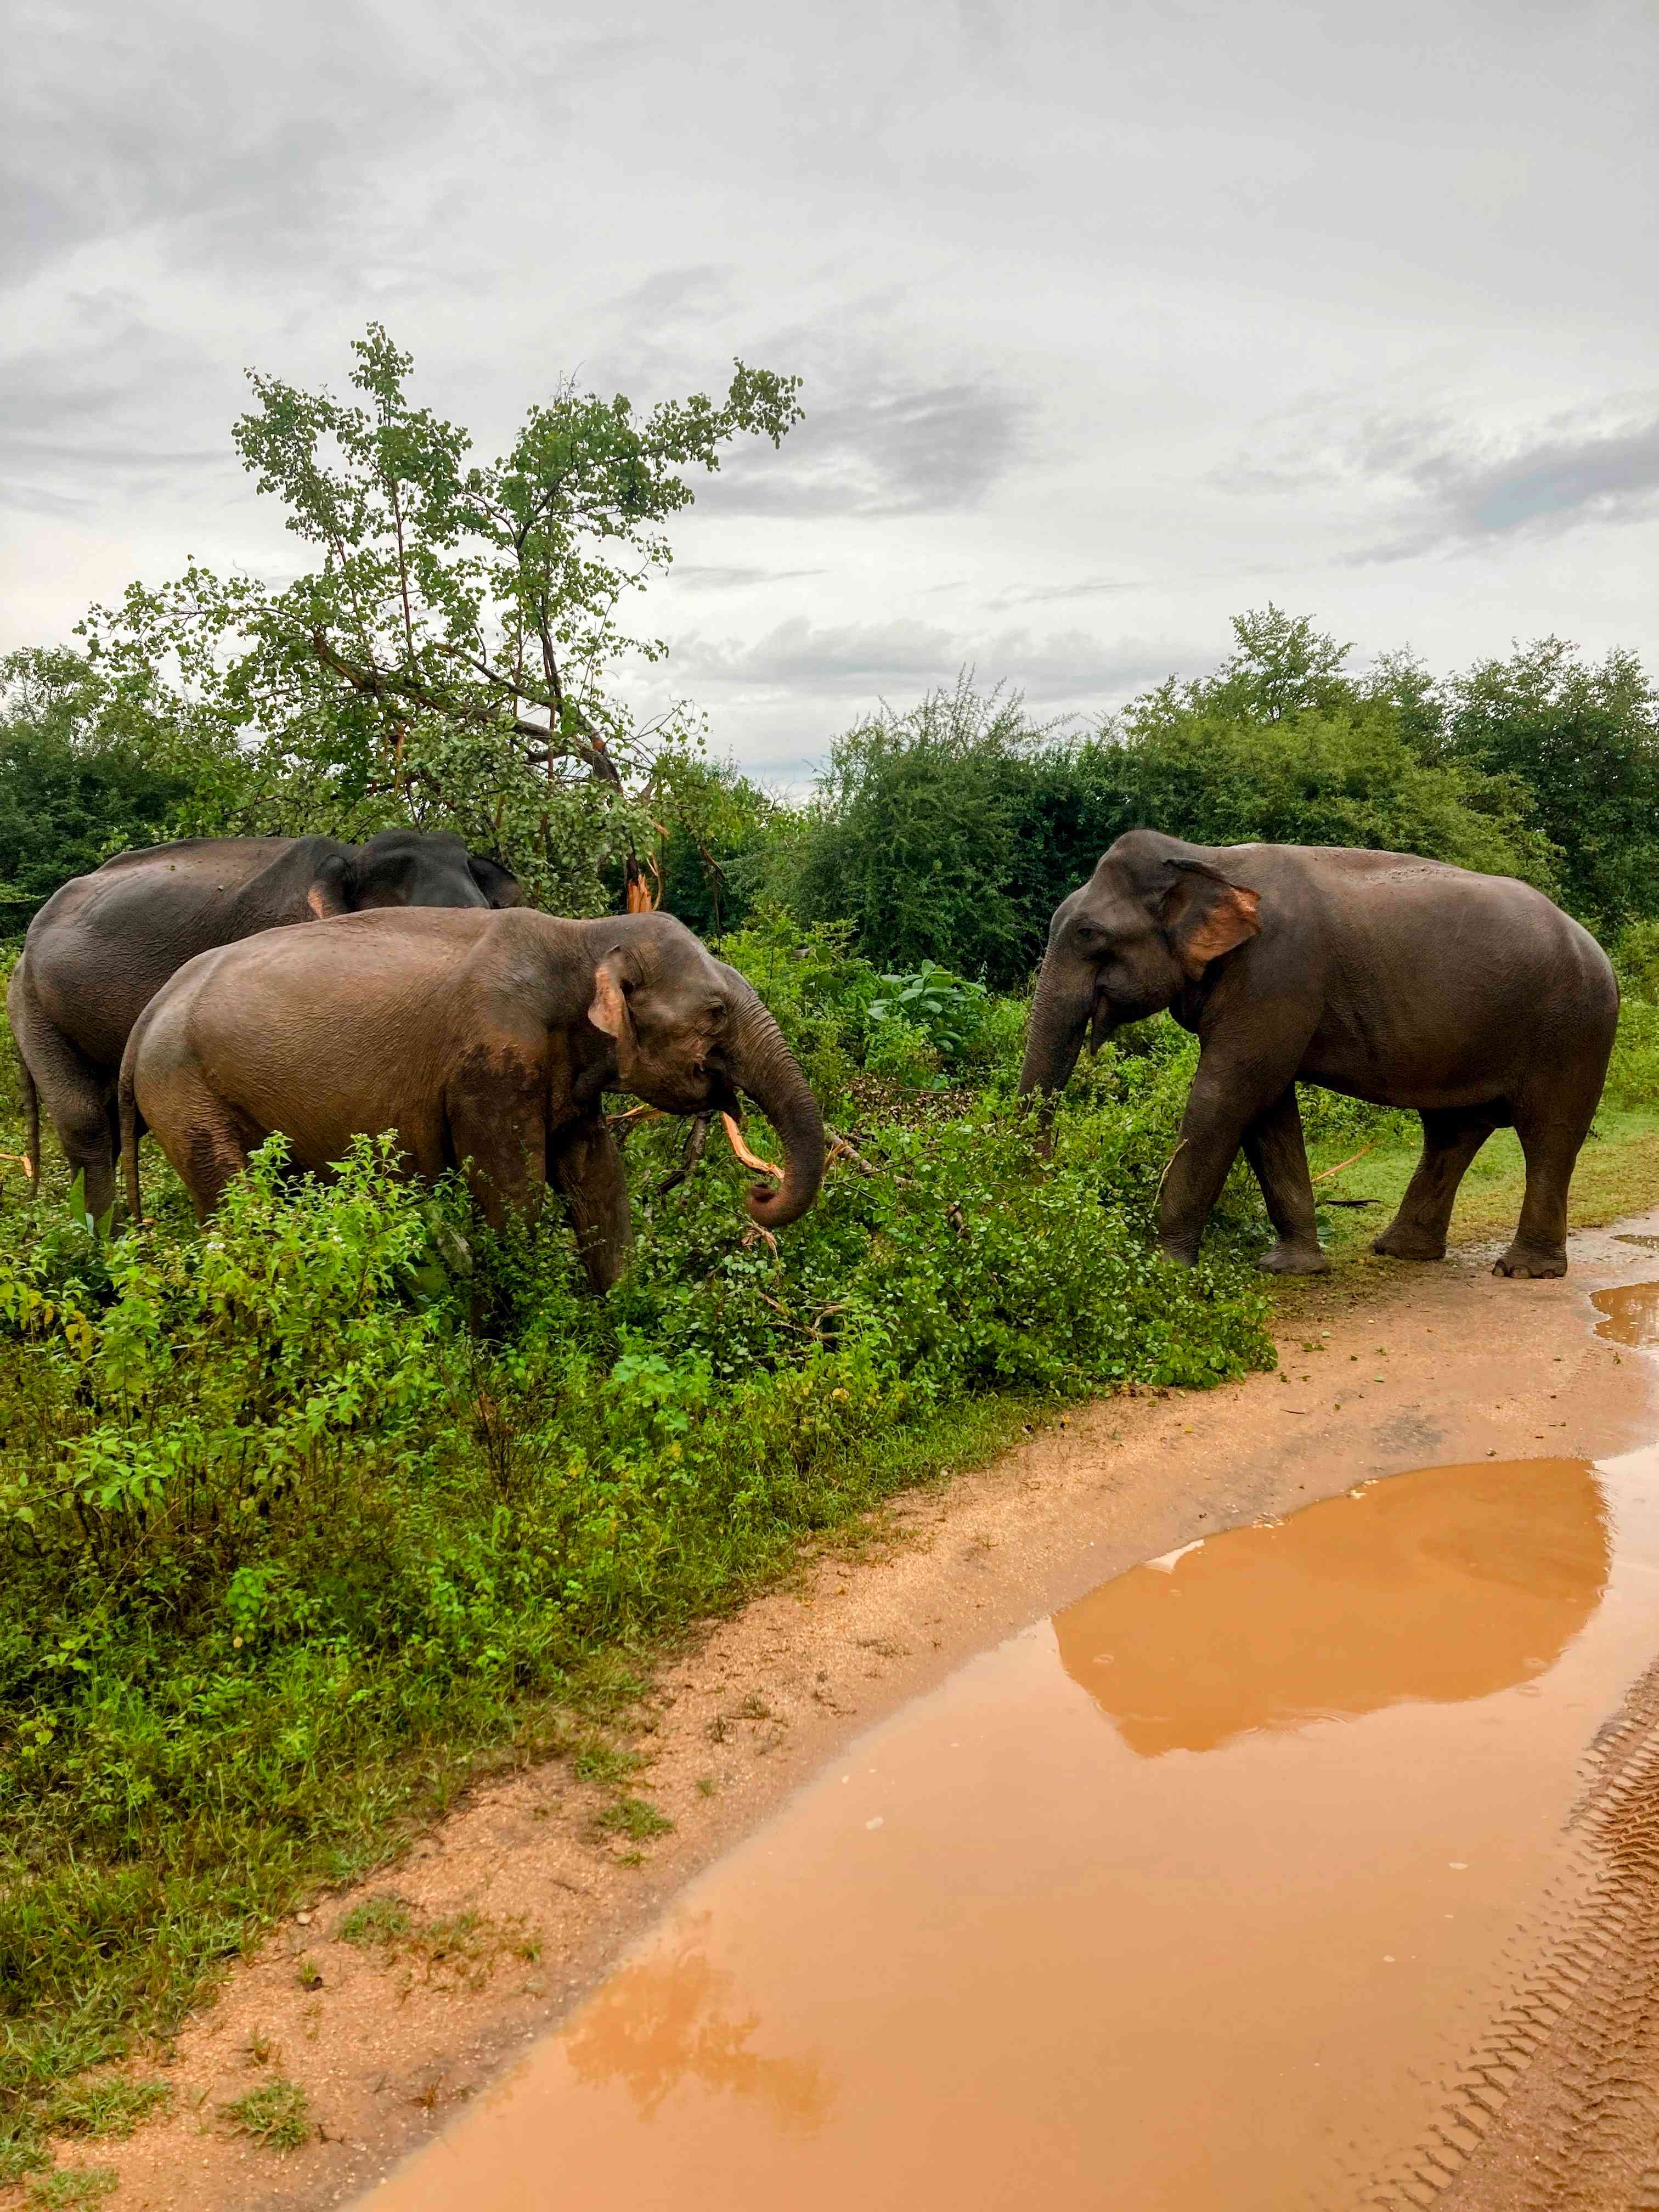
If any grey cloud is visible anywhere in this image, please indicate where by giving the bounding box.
[985,577,1147,611]
[675,614,1186,706]
[1227,399,1659,560]
[669,563,827,591]
[702,379,1034,519]
[1389,410,1659,545]
[1,302,233,518]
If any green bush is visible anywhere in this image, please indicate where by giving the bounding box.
[0,1003,1280,2141]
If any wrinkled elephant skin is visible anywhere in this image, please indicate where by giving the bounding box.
[10,830,521,1216]
[119,909,826,1288]
[1019,830,1618,1280]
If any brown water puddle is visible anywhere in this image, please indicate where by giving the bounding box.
[360,1422,1659,2212]
[1593,1277,1659,1347]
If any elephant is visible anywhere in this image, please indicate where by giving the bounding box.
[1019,830,1618,1280]
[118,907,825,1288]
[10,830,521,1218]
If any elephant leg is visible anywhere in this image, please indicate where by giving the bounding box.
[169,1092,258,1222]
[1495,1085,1599,1280]
[1372,1108,1497,1262]
[446,1081,545,1233]
[15,1006,118,1220]
[1158,1054,1299,1266]
[551,1118,634,1293]
[1242,1087,1328,1275]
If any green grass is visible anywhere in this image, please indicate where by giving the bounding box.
[334,1897,413,1950]
[218,2078,312,2153]
[1306,1109,1659,1263]
[596,1796,675,1842]
[25,2169,119,2209]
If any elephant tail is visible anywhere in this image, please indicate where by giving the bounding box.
[15,1043,39,1201]
[119,1045,144,1224]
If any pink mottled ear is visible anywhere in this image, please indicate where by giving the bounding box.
[587,960,632,1039]
[1159,867,1261,979]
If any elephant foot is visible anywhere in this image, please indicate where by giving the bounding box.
[1370,1228,1447,1262]
[1156,1238,1199,1268]
[1257,1239,1329,1276]
[1493,1243,1567,1279]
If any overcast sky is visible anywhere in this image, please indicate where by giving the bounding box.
[4,0,1656,783]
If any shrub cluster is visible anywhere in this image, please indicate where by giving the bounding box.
[0,985,1275,2148]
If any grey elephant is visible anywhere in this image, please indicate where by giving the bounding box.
[10,830,521,1217]
[1019,830,1617,1279]
[119,907,824,1287]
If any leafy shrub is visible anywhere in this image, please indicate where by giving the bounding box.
[868,961,989,1063]
[864,1015,942,1086]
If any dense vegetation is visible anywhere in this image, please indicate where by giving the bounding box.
[2,328,1657,2182]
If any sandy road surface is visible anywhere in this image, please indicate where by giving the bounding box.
[21,1213,1659,2210]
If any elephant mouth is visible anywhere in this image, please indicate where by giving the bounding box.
[1088,990,1116,1051]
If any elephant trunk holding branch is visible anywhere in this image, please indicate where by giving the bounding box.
[1019,829,1617,1280]
[119,908,825,1286]
[11,830,521,1217]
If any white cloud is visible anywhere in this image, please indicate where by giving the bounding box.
[4,0,1658,779]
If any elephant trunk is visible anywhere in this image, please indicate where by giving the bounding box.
[1018,953,1090,1105]
[724,991,826,1229]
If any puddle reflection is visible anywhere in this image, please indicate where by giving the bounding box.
[1593,1278,1659,1348]
[1054,1457,1610,1757]
[563,1922,832,2130]
[360,1437,1659,2212]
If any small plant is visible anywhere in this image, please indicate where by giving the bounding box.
[27,2168,119,2208]
[868,961,988,1060]
[335,1896,412,1949]
[295,1955,323,1992]
[597,1796,675,1842]
[46,2078,171,2141]
[864,1014,941,1087]
[219,2078,312,2152]
[572,1739,639,1786]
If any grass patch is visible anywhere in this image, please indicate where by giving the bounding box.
[334,1897,413,1950]
[43,2079,171,2142]
[218,2078,312,2152]
[596,1797,675,1843]
[25,2169,119,2209]
[1306,1109,1659,1262]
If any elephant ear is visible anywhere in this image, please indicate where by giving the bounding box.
[586,955,636,1044]
[306,851,357,919]
[1158,862,1261,979]
[468,853,522,909]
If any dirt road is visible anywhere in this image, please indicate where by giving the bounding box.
[27,1214,1659,2209]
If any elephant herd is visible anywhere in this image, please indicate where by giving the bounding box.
[9,825,1621,1286]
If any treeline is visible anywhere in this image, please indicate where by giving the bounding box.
[5,608,1658,992]
[648,610,1659,990]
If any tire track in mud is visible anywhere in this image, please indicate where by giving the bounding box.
[1363,1658,1659,2210]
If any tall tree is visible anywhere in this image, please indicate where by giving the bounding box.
[80,327,803,909]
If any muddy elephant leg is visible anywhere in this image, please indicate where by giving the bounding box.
[168,1093,258,1222]
[1494,1084,1599,1280]
[551,1118,634,1293]
[445,1082,545,1233]
[1158,1054,1298,1266]
[1372,1108,1497,1262]
[1242,1087,1328,1275]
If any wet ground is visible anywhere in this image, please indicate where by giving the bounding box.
[358,1277,1659,2212]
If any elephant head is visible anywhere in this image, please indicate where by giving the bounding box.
[586,915,825,1228]
[306,831,522,918]
[1019,830,1261,1102]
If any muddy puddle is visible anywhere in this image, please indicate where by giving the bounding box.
[360,1310,1659,2211]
